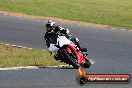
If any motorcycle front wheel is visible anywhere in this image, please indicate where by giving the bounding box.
[62,50,79,69]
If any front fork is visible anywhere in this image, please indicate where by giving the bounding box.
[66,47,84,65]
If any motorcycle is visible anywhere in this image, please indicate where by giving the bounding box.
[48,35,91,69]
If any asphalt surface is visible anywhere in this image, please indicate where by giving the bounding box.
[0,14,132,88]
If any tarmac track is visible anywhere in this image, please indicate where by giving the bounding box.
[0,14,132,88]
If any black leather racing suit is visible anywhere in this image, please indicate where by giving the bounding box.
[44,26,83,60]
[44,26,69,48]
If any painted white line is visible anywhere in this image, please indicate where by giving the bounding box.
[42,50,46,51]
[58,65,71,67]
[17,46,22,48]
[0,66,39,70]
[22,47,27,49]
[129,30,132,31]
[23,66,39,69]
[0,62,94,70]
[28,48,33,50]
[0,65,72,70]
[111,28,116,29]
[5,44,10,46]
[0,42,41,50]
[1,43,4,45]
[1,43,35,50]
[89,60,95,65]
[0,68,19,70]
[11,45,17,47]
[120,29,126,31]
[39,65,72,68]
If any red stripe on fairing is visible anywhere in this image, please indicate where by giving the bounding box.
[67,43,85,64]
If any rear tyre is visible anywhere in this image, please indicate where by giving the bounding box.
[62,50,79,69]
[76,75,87,85]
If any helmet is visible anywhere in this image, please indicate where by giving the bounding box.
[46,20,55,32]
[46,20,55,27]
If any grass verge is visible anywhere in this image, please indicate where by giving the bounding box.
[0,44,62,68]
[0,0,131,29]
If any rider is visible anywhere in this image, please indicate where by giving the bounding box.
[44,20,87,60]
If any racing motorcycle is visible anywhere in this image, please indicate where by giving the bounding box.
[48,35,91,69]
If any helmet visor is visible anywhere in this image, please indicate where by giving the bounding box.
[46,26,54,32]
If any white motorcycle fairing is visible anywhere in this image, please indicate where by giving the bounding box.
[48,36,71,52]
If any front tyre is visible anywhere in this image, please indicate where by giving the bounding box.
[62,50,79,69]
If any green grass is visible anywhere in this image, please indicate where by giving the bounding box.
[0,0,132,29]
[0,44,63,68]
